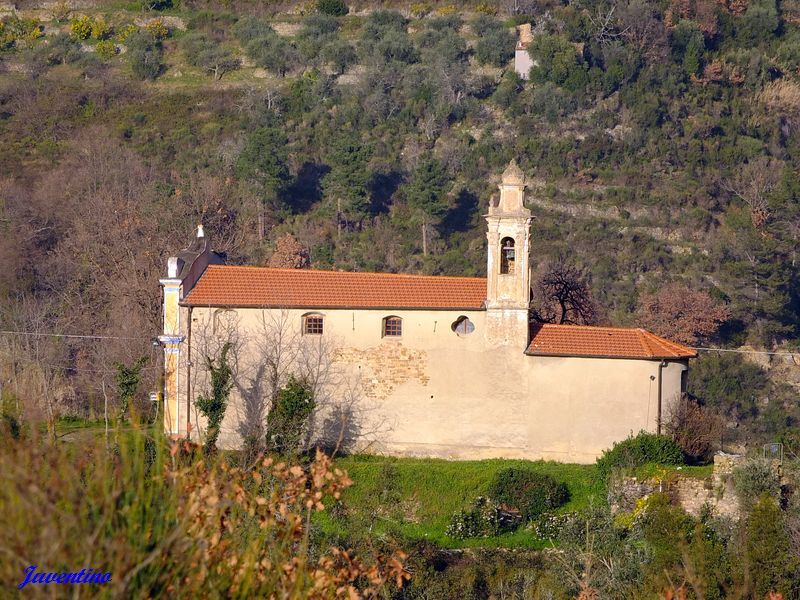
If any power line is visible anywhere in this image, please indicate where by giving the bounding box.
[1,328,798,359]
[0,330,152,341]
[693,347,800,359]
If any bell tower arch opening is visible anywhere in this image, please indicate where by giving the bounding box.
[500,237,515,275]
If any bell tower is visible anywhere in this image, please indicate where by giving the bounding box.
[485,159,532,346]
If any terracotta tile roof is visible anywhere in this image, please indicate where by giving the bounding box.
[525,323,697,360]
[182,265,488,310]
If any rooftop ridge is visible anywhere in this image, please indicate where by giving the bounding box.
[635,328,655,358]
[202,264,487,282]
[536,322,674,334]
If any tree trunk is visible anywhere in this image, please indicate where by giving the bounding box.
[258,205,265,241]
[337,198,342,239]
[102,379,109,449]
[422,221,428,256]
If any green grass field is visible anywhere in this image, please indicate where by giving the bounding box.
[316,455,605,549]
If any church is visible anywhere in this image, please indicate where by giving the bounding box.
[158,161,695,464]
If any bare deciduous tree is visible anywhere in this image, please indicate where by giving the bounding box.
[531,260,599,325]
[617,0,669,62]
[502,0,538,15]
[190,307,384,463]
[637,283,730,344]
[723,156,783,229]
[588,5,627,46]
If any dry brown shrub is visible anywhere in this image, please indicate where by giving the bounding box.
[0,429,409,598]
[664,396,724,463]
[758,79,800,133]
[267,233,311,269]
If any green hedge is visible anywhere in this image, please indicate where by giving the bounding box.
[596,432,684,479]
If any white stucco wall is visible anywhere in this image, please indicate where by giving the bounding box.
[175,305,688,464]
[515,49,534,80]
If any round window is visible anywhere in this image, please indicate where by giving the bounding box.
[451,316,475,336]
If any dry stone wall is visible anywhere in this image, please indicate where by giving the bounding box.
[609,452,745,521]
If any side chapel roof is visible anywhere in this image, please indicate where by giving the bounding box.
[526,323,697,360]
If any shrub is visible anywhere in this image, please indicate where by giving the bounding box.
[446,496,520,539]
[487,468,570,521]
[596,431,684,478]
[472,16,514,66]
[114,356,146,421]
[95,39,118,59]
[745,494,798,599]
[532,511,575,539]
[733,459,781,508]
[145,19,169,40]
[41,32,83,65]
[410,3,430,18]
[317,0,348,17]
[127,31,163,80]
[664,397,723,464]
[233,16,275,45]
[1,15,43,49]
[91,18,111,41]
[266,375,315,455]
[70,15,92,40]
[114,24,137,44]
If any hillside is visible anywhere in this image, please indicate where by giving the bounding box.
[1,0,800,447]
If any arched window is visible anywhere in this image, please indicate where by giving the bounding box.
[451,316,475,336]
[382,316,402,337]
[500,237,515,274]
[303,313,324,335]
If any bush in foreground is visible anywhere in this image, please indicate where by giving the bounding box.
[596,431,684,479]
[0,428,408,597]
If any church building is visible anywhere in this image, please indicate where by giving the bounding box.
[159,161,695,464]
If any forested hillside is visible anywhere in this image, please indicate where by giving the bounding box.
[1,0,800,447]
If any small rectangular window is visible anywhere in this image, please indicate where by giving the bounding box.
[383,317,402,337]
[304,315,324,335]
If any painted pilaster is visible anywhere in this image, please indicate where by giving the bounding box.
[159,258,184,436]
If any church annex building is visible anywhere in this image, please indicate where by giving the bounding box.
[159,161,696,464]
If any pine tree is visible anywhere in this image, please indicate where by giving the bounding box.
[404,156,448,255]
[235,123,290,238]
[321,132,373,234]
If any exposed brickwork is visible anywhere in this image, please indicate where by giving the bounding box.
[334,343,429,400]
